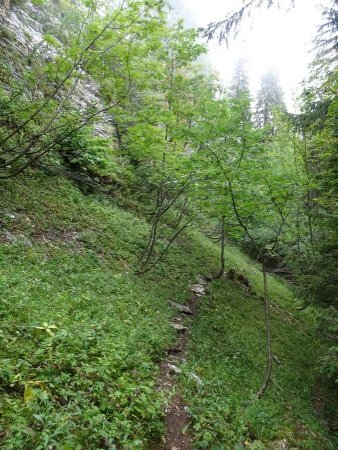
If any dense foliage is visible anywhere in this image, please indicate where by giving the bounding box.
[0,0,337,447]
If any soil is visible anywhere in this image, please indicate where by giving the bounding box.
[154,279,207,450]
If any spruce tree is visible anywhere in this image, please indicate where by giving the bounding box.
[313,0,338,76]
[229,58,250,97]
[255,70,285,127]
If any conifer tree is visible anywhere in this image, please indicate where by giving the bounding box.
[229,58,250,97]
[313,0,338,75]
[255,70,285,127]
[228,58,252,123]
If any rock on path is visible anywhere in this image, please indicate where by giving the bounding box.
[156,275,208,450]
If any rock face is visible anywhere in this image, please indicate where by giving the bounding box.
[1,2,45,50]
[0,0,113,138]
[1,0,11,17]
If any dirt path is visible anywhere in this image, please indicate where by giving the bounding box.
[155,277,208,450]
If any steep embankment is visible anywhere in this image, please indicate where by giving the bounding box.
[182,259,335,449]
[0,172,336,449]
[0,172,217,449]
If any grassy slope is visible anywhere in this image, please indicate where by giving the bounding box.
[0,172,335,449]
[182,250,335,449]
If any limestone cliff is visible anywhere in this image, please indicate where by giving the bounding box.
[0,0,113,138]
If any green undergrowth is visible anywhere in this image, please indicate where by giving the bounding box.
[181,264,337,448]
[0,172,218,449]
[0,172,336,449]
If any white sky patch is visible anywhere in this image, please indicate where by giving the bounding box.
[172,0,330,110]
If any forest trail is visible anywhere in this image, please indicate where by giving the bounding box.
[156,277,208,450]
[0,0,337,446]
[0,174,336,448]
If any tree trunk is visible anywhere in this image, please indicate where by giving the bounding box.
[212,215,226,280]
[256,266,273,399]
[219,215,225,276]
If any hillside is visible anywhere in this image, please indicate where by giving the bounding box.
[0,172,336,449]
[0,0,337,448]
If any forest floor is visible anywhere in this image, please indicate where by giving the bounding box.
[0,171,337,449]
[154,279,208,450]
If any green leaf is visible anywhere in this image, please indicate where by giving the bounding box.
[24,385,36,405]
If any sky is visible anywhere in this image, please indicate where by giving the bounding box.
[170,0,330,109]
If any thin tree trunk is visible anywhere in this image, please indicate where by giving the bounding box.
[213,215,225,280]
[139,213,198,274]
[115,124,124,150]
[169,196,188,229]
[137,182,190,271]
[306,190,315,256]
[296,202,301,257]
[220,215,225,275]
[256,266,273,399]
